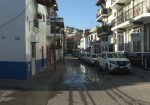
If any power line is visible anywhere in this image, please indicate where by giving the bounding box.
[0,0,33,29]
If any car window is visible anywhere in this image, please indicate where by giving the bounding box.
[92,55,97,58]
[118,53,125,58]
[97,54,102,57]
[107,53,125,58]
[87,54,91,57]
[107,53,113,58]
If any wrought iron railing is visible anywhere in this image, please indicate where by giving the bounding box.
[112,1,148,27]
[96,8,108,18]
[111,0,117,5]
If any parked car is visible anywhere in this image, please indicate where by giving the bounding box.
[72,52,78,57]
[97,52,131,73]
[78,53,84,60]
[80,53,87,62]
[82,53,90,63]
[89,54,98,66]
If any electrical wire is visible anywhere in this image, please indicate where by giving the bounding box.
[0,0,33,29]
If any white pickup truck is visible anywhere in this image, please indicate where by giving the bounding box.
[97,52,131,73]
[88,54,98,65]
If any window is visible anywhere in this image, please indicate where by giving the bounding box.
[102,53,106,59]
[107,53,118,58]
[107,53,125,58]
[133,41,141,52]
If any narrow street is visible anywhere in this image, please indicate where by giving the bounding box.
[47,55,150,105]
[0,55,150,105]
[0,0,150,105]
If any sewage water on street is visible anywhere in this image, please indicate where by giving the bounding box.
[55,56,106,90]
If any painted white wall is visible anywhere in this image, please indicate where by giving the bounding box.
[25,0,47,62]
[85,37,88,49]
[80,38,85,49]
[0,0,25,61]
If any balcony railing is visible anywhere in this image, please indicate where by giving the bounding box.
[36,0,57,10]
[133,2,144,18]
[112,1,149,27]
[111,0,126,8]
[50,17,64,29]
[36,0,51,7]
[97,25,112,37]
[96,0,106,6]
[125,8,133,20]
[111,0,117,5]
[96,8,108,18]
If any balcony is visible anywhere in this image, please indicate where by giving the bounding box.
[50,17,64,29]
[112,1,150,29]
[111,0,126,9]
[47,17,64,37]
[97,25,111,37]
[50,17,64,34]
[96,8,108,22]
[96,0,106,6]
[36,0,58,10]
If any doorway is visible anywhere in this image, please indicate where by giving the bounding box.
[31,43,36,75]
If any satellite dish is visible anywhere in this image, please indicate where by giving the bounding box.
[146,0,150,12]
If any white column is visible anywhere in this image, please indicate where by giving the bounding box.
[115,31,118,52]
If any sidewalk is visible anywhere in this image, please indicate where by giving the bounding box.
[0,60,65,90]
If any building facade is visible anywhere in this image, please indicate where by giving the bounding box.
[46,12,64,64]
[96,0,112,52]
[111,0,150,68]
[96,0,150,69]
[88,28,100,55]
[111,0,150,53]
[65,27,83,54]
[0,0,58,80]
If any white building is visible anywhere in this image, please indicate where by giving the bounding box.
[110,0,150,68]
[88,28,100,55]
[0,0,57,80]
[46,14,64,64]
[96,0,112,52]
[110,0,150,53]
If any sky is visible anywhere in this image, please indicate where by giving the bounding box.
[57,0,99,30]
